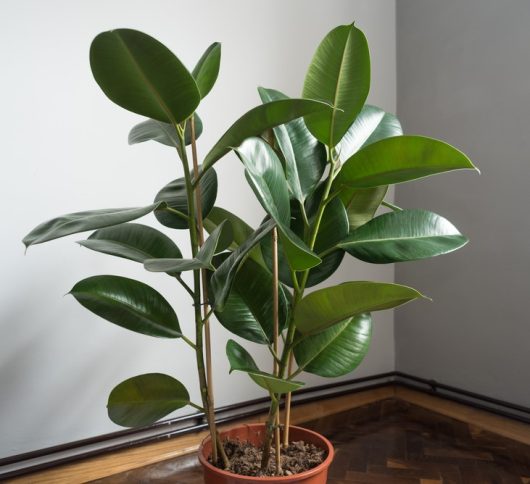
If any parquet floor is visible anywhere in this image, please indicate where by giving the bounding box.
[94,399,530,483]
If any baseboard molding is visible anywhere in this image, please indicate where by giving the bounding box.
[2,372,529,482]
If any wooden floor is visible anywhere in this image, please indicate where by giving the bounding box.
[92,399,530,483]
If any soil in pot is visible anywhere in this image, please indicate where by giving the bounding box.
[210,439,327,477]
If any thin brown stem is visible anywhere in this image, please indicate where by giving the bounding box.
[190,116,228,468]
[271,227,281,475]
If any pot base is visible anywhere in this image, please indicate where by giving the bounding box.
[198,424,334,484]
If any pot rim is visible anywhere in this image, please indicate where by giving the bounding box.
[198,423,334,481]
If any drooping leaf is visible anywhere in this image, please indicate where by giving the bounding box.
[303,24,370,146]
[333,136,478,190]
[108,373,189,427]
[215,258,289,345]
[154,168,217,229]
[339,209,468,263]
[261,197,348,287]
[210,219,275,310]
[235,137,290,226]
[294,313,372,377]
[226,340,304,393]
[90,29,200,124]
[339,186,388,231]
[69,275,181,338]
[201,98,331,174]
[128,113,203,153]
[144,220,232,272]
[336,105,402,161]
[294,281,427,335]
[192,42,221,99]
[23,203,165,248]
[258,87,326,201]
[204,207,266,267]
[235,138,320,272]
[278,226,321,272]
[78,223,182,264]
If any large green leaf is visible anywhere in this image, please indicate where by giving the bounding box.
[23,203,165,248]
[235,137,290,226]
[154,168,217,229]
[258,87,326,201]
[108,373,189,427]
[144,220,232,272]
[128,113,203,153]
[70,275,181,338]
[340,186,388,231]
[226,340,304,394]
[303,24,370,147]
[200,98,331,174]
[333,136,478,190]
[204,207,265,267]
[294,281,426,335]
[336,105,402,161]
[210,219,275,310]
[236,138,320,272]
[90,29,200,124]
[78,223,182,264]
[339,209,468,263]
[215,258,289,345]
[294,313,371,377]
[192,42,221,99]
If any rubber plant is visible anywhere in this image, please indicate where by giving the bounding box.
[23,23,478,476]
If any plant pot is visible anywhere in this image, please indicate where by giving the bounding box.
[198,423,334,484]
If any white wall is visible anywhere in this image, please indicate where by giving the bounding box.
[395,0,530,406]
[0,0,396,458]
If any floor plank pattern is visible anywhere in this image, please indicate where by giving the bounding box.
[93,399,530,483]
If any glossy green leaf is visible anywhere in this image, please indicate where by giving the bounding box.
[204,207,265,267]
[258,87,326,201]
[336,105,402,161]
[128,113,203,154]
[235,137,290,226]
[144,220,231,272]
[215,258,289,345]
[226,340,304,393]
[210,219,275,310]
[192,42,221,99]
[333,136,478,190]
[294,313,372,377]
[23,203,165,248]
[90,29,200,124]
[78,223,182,264]
[235,137,320,272]
[294,281,427,335]
[201,98,331,174]
[154,168,217,229]
[303,24,370,146]
[340,186,388,231]
[339,209,468,263]
[70,275,180,338]
[108,373,189,427]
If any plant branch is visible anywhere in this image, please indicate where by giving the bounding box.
[175,275,195,298]
[189,116,228,469]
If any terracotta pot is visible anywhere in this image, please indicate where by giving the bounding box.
[198,423,334,484]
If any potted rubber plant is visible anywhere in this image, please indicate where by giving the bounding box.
[23,22,478,482]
